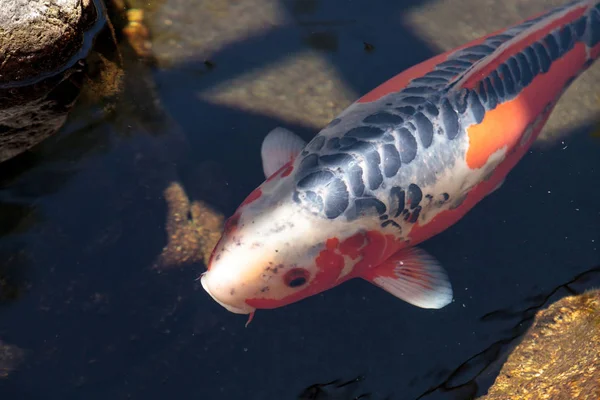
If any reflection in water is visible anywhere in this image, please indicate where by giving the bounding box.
[104,0,156,64]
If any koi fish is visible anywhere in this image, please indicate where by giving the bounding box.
[201,0,600,323]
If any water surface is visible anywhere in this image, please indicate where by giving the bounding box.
[0,0,599,399]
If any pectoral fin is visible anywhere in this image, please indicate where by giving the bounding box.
[360,247,453,309]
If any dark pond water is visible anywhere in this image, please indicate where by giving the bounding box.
[1,0,599,399]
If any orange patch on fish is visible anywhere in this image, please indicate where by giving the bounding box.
[245,238,345,309]
[410,109,553,246]
[265,161,294,182]
[339,231,404,274]
[244,231,403,309]
[338,232,366,260]
[240,187,262,207]
[465,42,587,169]
[281,163,294,177]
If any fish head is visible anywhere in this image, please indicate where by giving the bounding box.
[201,162,348,315]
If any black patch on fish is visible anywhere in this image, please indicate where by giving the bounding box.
[402,96,427,106]
[413,112,434,148]
[382,143,401,178]
[543,33,560,60]
[412,75,451,85]
[345,126,385,140]
[573,16,587,39]
[402,86,437,96]
[532,42,551,74]
[515,52,533,87]
[307,135,326,152]
[396,106,416,115]
[348,164,365,197]
[338,136,358,149]
[318,153,355,170]
[381,219,402,232]
[389,186,406,218]
[523,46,540,78]
[364,148,383,190]
[407,205,422,223]
[497,63,516,99]
[483,78,498,110]
[506,56,522,87]
[490,70,505,101]
[297,170,334,189]
[324,178,349,219]
[476,81,487,104]
[452,88,469,114]
[326,137,341,150]
[557,25,574,51]
[297,153,319,177]
[440,98,460,139]
[406,184,423,209]
[424,101,440,116]
[328,118,341,128]
[467,86,485,124]
[304,190,324,212]
[421,70,455,80]
[354,197,387,216]
[363,112,404,126]
[589,6,600,47]
[466,44,496,55]
[396,128,418,164]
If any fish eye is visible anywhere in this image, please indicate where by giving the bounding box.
[284,268,309,288]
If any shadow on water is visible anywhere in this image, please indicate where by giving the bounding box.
[154,0,441,215]
[0,0,599,399]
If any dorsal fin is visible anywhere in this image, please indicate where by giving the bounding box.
[260,127,307,178]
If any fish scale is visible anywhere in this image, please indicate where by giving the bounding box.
[200,0,600,321]
[292,0,600,230]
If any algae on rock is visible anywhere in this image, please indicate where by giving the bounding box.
[479,289,600,400]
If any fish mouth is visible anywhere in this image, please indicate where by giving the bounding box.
[200,273,255,315]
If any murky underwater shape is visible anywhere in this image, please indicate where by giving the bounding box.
[0,0,599,399]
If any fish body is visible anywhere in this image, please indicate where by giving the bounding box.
[201,0,600,320]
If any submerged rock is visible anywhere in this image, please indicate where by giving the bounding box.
[479,289,600,400]
[0,0,106,162]
[154,182,224,270]
[0,340,25,378]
